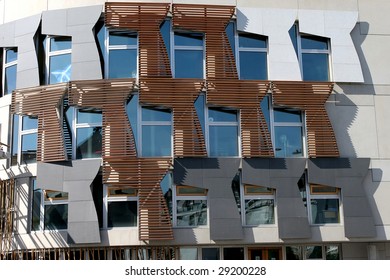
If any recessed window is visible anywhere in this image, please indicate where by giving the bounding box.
[243,185,275,226]
[46,36,72,84]
[238,33,267,80]
[175,186,207,227]
[105,186,137,228]
[2,48,17,96]
[174,32,204,78]
[11,115,38,165]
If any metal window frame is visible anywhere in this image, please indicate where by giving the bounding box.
[45,36,72,85]
[2,47,18,96]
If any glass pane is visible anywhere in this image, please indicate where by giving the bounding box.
[142,107,171,122]
[260,96,270,130]
[288,25,298,57]
[273,108,301,123]
[202,248,220,260]
[175,33,203,47]
[245,199,274,225]
[311,198,339,224]
[161,173,172,219]
[44,204,68,230]
[109,32,137,45]
[76,127,102,159]
[286,246,302,260]
[305,246,323,259]
[274,126,303,157]
[311,185,338,194]
[22,116,38,130]
[142,125,171,157]
[108,201,137,227]
[302,53,329,81]
[301,36,328,50]
[45,190,68,200]
[208,108,237,122]
[50,37,71,52]
[239,51,267,80]
[4,65,17,95]
[32,189,42,231]
[179,248,198,260]
[176,200,207,226]
[245,185,273,194]
[160,20,171,59]
[21,133,37,164]
[209,126,238,157]
[175,50,203,78]
[177,186,206,196]
[226,22,235,55]
[326,245,340,260]
[77,109,102,124]
[239,33,267,48]
[194,95,205,135]
[231,174,241,215]
[109,49,137,78]
[5,48,17,63]
[223,247,244,260]
[11,115,19,166]
[49,53,71,84]
[108,188,136,196]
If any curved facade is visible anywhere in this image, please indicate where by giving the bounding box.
[0,0,389,260]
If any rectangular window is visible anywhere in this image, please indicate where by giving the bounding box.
[179,248,198,260]
[202,248,220,260]
[207,107,239,157]
[238,33,267,80]
[105,186,137,228]
[173,32,204,78]
[2,48,17,96]
[12,115,38,165]
[175,186,207,227]
[243,185,275,226]
[286,244,341,260]
[46,36,72,84]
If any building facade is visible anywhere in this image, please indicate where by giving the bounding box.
[0,0,389,260]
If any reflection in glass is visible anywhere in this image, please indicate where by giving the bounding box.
[108,201,137,227]
[176,200,207,226]
[175,50,203,78]
[202,248,220,260]
[22,116,38,130]
[77,110,102,124]
[305,246,323,259]
[142,107,171,122]
[326,245,340,260]
[49,53,71,84]
[109,49,137,78]
[44,204,68,230]
[302,53,329,81]
[21,133,37,163]
[109,32,137,46]
[273,109,301,123]
[175,33,203,46]
[286,246,302,260]
[239,51,267,80]
[50,37,72,52]
[311,198,339,224]
[209,126,238,157]
[239,34,267,48]
[4,64,17,95]
[142,125,171,157]
[179,248,198,260]
[301,36,328,50]
[245,199,274,225]
[5,48,17,63]
[209,108,237,122]
[274,126,303,157]
[76,127,102,159]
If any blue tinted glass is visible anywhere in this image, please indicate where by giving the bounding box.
[274,109,301,123]
[226,22,235,55]
[109,32,137,45]
[5,48,17,63]
[239,34,267,48]
[311,198,339,224]
[209,108,237,122]
[195,95,205,134]
[126,95,138,152]
[142,125,171,157]
[50,37,71,52]
[175,50,203,78]
[4,65,17,94]
[175,33,203,46]
[109,49,137,78]
[49,54,71,84]
[209,126,238,157]
[274,126,303,157]
[301,36,328,50]
[302,53,329,81]
[260,96,270,130]
[160,20,171,59]
[161,173,172,218]
[288,25,298,57]
[11,115,19,166]
[239,51,267,80]
[22,116,38,130]
[44,204,68,230]
[108,201,137,227]
[77,110,102,124]
[142,107,171,122]
[76,127,102,159]
[21,133,37,163]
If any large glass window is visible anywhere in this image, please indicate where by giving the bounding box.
[207,107,239,157]
[2,48,17,96]
[105,186,137,228]
[243,185,275,226]
[238,33,267,80]
[46,37,72,84]
[174,32,204,78]
[286,244,340,260]
[11,115,38,165]
[175,186,207,227]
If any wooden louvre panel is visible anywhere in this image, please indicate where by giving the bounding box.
[207,80,274,157]
[139,78,206,157]
[105,2,171,78]
[11,84,67,162]
[272,81,339,157]
[172,4,237,79]
[0,179,15,256]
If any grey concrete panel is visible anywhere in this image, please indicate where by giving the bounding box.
[15,69,40,90]
[270,177,301,197]
[72,61,103,81]
[68,221,100,244]
[209,198,240,219]
[72,42,101,62]
[68,201,98,222]
[174,158,204,188]
[336,177,367,197]
[202,158,240,178]
[278,217,311,239]
[0,21,16,47]
[270,158,306,178]
[16,50,37,71]
[67,5,103,26]
[63,180,93,201]
[344,217,376,238]
[67,25,96,44]
[36,162,65,191]
[343,197,373,217]
[63,159,101,181]
[206,178,237,199]
[277,198,308,218]
[15,14,41,37]
[210,219,244,240]
[42,9,68,36]
[242,158,270,187]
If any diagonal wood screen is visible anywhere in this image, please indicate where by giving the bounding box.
[11,84,67,162]
[0,179,15,257]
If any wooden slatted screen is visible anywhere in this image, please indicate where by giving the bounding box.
[11,84,67,162]
[0,179,15,258]
[105,2,171,78]
[139,78,206,157]
[272,81,339,157]
[172,4,237,79]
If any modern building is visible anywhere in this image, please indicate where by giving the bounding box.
[0,0,389,260]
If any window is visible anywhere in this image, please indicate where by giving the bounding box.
[202,248,220,260]
[243,185,275,226]
[105,186,137,228]
[46,36,72,84]
[175,186,207,227]
[31,179,68,231]
[173,32,204,78]
[2,48,17,96]
[285,244,340,260]
[140,106,172,157]
[297,173,341,225]
[207,107,239,157]
[179,248,198,260]
[238,33,267,80]
[11,115,38,165]
[106,30,137,79]
[223,247,245,260]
